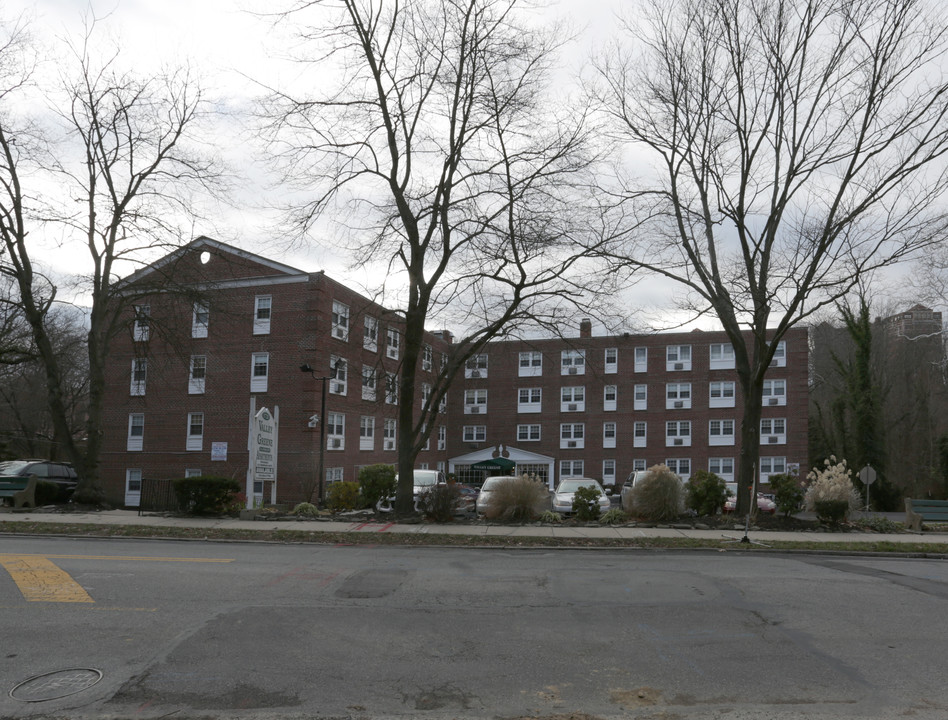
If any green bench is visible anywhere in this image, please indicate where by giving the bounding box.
[904,498,948,532]
[0,475,38,509]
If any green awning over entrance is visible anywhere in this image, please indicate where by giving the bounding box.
[470,457,516,472]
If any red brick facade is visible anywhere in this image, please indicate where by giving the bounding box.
[100,237,808,506]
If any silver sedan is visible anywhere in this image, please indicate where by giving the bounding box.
[551,478,611,515]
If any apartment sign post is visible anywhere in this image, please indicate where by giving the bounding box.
[251,406,279,505]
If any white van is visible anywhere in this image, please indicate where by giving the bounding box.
[376,469,446,512]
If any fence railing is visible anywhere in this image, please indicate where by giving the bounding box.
[138,478,180,516]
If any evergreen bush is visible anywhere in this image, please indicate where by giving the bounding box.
[686,469,728,516]
[358,464,396,509]
[572,485,603,521]
[172,476,241,515]
[769,473,805,518]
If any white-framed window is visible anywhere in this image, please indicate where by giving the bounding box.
[127,413,144,452]
[518,351,542,377]
[560,460,584,478]
[438,392,447,414]
[192,303,209,338]
[421,422,430,451]
[385,373,398,405]
[666,420,692,447]
[518,388,542,413]
[251,353,269,393]
[187,412,204,451]
[561,349,586,375]
[709,419,736,446]
[421,383,432,410]
[421,344,433,372]
[634,346,647,372]
[633,421,647,448]
[761,418,787,445]
[125,468,142,507]
[438,425,446,451]
[561,386,585,412]
[605,347,618,374]
[760,456,786,481]
[329,357,348,395]
[603,459,616,483]
[709,457,735,482]
[709,343,735,369]
[710,381,736,408]
[665,458,692,481]
[363,315,378,351]
[253,295,272,335]
[189,355,206,395]
[325,467,344,484]
[769,340,787,368]
[185,468,202,478]
[130,358,147,396]
[517,424,541,442]
[632,458,647,472]
[603,422,617,449]
[466,353,488,378]
[463,425,487,442]
[763,379,787,406]
[383,419,397,450]
[133,304,150,342]
[634,384,647,410]
[359,416,375,451]
[603,385,617,411]
[560,423,585,449]
[386,327,400,360]
[331,301,349,341]
[666,344,692,371]
[362,366,377,401]
[464,389,488,414]
[666,382,692,409]
[327,412,345,450]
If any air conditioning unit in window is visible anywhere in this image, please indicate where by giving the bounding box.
[673,438,684,445]
[674,401,683,409]
[568,367,578,375]
[333,327,346,339]
[567,403,577,411]
[331,438,342,449]
[768,436,779,444]
[470,369,481,378]
[384,440,395,450]
[768,397,779,405]
[332,383,345,393]
[567,441,577,448]
[674,362,684,370]
[469,406,480,413]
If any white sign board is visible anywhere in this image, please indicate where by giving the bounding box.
[253,407,277,481]
[211,442,228,461]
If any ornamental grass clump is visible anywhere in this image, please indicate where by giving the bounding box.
[484,475,550,522]
[805,456,860,523]
[631,464,684,521]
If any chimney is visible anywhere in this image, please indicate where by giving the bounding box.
[579,318,592,338]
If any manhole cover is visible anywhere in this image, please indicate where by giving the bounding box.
[10,668,103,702]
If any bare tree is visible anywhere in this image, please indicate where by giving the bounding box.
[0,18,222,502]
[595,0,948,513]
[263,0,613,512]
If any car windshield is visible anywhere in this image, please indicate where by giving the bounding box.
[0,460,30,475]
[480,476,516,491]
[556,479,601,494]
[413,471,439,487]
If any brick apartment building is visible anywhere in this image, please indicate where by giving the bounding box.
[99,237,809,506]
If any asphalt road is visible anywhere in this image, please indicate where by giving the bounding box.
[1,536,946,719]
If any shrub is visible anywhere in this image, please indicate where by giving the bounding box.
[34,480,62,506]
[418,484,460,523]
[572,485,603,521]
[484,475,550,522]
[631,465,683,521]
[805,456,860,523]
[172,476,241,515]
[326,481,360,512]
[599,507,628,525]
[686,469,728,516]
[769,473,805,518]
[292,502,320,517]
[358,464,396,509]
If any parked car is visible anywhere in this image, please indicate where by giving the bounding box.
[474,475,520,516]
[551,477,612,515]
[456,483,479,512]
[724,492,777,514]
[0,460,78,502]
[620,470,649,509]
[376,469,446,512]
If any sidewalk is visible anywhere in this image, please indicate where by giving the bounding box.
[3,508,948,547]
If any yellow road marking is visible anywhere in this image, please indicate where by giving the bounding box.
[0,556,94,603]
[0,554,235,604]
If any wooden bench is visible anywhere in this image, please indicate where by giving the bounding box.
[0,475,38,509]
[904,498,948,532]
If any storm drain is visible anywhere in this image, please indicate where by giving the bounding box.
[10,668,103,702]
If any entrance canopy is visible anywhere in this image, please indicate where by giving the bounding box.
[470,457,516,472]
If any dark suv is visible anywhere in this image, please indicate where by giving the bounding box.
[0,460,78,502]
